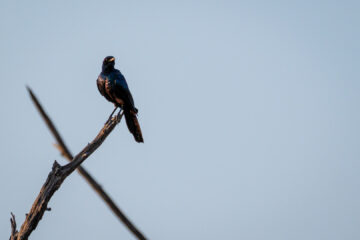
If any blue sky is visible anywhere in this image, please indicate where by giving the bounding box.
[0,1,359,239]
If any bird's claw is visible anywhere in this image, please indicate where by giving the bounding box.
[115,113,121,122]
[105,107,119,125]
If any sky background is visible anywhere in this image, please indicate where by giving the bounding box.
[0,0,359,239]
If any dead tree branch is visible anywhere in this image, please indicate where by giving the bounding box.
[10,106,123,240]
[26,87,147,240]
[10,213,18,240]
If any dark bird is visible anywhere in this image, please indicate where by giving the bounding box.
[97,56,143,143]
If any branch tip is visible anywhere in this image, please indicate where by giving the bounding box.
[10,212,18,238]
[52,160,61,170]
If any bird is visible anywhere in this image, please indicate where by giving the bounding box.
[97,56,143,143]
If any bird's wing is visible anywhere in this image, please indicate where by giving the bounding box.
[97,76,106,96]
[97,75,114,103]
[113,72,137,112]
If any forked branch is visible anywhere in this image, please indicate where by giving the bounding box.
[10,109,123,240]
[26,87,147,240]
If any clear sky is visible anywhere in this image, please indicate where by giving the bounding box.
[0,0,359,239]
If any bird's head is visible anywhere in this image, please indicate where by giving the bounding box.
[102,56,115,71]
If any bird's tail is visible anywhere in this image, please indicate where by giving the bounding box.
[124,108,144,143]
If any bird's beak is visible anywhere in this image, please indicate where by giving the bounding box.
[109,57,115,62]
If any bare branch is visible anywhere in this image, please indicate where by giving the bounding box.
[26,87,147,240]
[10,110,123,240]
[10,213,18,240]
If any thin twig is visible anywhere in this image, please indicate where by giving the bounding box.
[10,213,18,240]
[10,110,123,240]
[25,87,147,240]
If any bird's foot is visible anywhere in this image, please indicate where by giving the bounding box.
[115,110,124,122]
[105,107,118,124]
